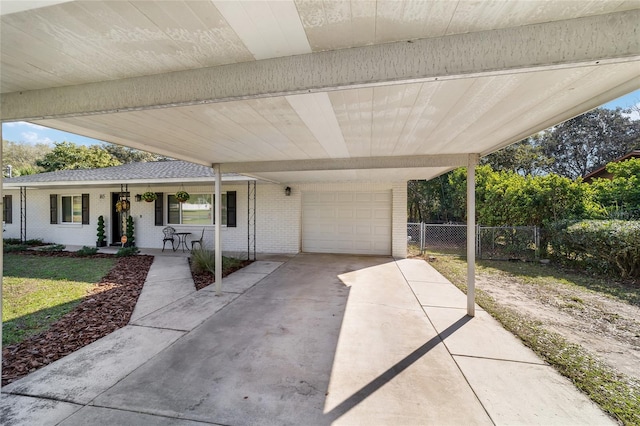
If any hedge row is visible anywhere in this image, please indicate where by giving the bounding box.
[547,220,640,279]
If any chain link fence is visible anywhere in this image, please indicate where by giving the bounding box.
[408,223,539,261]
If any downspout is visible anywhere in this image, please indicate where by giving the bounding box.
[467,154,479,317]
[213,164,222,296]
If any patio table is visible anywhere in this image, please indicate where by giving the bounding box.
[175,232,192,253]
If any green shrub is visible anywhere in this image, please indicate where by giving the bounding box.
[76,246,98,256]
[548,220,640,278]
[4,244,28,252]
[191,249,215,274]
[116,246,139,257]
[39,244,66,252]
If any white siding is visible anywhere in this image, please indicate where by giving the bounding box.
[3,180,409,258]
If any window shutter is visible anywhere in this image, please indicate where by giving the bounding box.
[2,195,13,223]
[227,191,236,227]
[154,193,164,226]
[3,195,12,224]
[50,194,58,224]
[82,194,90,224]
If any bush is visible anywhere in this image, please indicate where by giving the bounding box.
[191,249,215,274]
[4,244,28,253]
[39,244,65,252]
[548,220,640,279]
[76,246,98,256]
[116,246,139,257]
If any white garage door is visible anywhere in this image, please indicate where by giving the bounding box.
[302,191,391,255]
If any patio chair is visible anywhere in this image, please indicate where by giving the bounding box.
[191,228,205,251]
[162,226,177,252]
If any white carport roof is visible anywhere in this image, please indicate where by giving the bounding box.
[1,1,639,183]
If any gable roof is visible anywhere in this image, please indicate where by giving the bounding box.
[3,160,252,189]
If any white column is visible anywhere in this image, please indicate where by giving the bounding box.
[213,164,222,296]
[0,123,3,389]
[466,154,478,317]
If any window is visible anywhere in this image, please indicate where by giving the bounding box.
[168,193,227,225]
[3,195,12,224]
[61,195,83,223]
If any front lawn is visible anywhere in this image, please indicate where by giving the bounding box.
[2,253,116,346]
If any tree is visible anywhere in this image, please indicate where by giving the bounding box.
[482,134,553,176]
[2,139,51,176]
[589,158,640,218]
[36,141,121,172]
[540,107,639,179]
[102,144,170,164]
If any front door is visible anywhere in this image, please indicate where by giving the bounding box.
[111,192,130,245]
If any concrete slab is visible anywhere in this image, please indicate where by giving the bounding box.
[408,280,480,310]
[202,271,268,294]
[144,256,194,281]
[325,302,492,425]
[131,291,240,331]
[455,356,617,425]
[337,259,424,312]
[92,295,348,425]
[59,406,209,426]
[239,260,284,274]
[130,257,195,322]
[0,394,81,426]
[3,326,185,404]
[425,307,544,364]
[395,258,451,283]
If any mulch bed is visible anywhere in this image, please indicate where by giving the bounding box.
[2,252,154,386]
[191,259,253,291]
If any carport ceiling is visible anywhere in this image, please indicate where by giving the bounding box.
[1,1,639,183]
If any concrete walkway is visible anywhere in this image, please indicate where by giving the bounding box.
[1,254,614,425]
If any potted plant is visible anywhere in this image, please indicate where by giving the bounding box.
[116,199,130,212]
[96,215,106,247]
[175,190,190,203]
[141,191,157,202]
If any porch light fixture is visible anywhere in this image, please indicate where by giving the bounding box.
[135,194,142,202]
[285,186,291,196]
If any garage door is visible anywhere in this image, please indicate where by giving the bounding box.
[302,191,391,255]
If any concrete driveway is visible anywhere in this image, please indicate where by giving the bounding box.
[2,254,612,425]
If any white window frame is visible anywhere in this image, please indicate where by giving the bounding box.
[168,192,227,226]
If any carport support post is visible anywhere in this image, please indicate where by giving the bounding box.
[466,154,479,317]
[0,124,3,389]
[214,164,222,296]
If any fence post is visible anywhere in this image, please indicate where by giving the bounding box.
[534,226,540,260]
[420,222,425,253]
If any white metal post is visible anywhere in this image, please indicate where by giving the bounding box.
[1,124,3,390]
[467,155,478,317]
[213,164,222,296]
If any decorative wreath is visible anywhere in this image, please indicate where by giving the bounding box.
[115,200,130,212]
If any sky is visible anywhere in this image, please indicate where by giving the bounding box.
[2,89,639,147]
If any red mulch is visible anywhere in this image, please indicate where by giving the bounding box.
[2,252,153,386]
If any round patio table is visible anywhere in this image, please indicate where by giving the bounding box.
[175,232,192,253]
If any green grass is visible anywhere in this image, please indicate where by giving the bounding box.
[427,253,640,426]
[2,254,116,346]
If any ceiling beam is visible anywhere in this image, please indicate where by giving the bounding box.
[219,154,474,173]
[3,10,639,122]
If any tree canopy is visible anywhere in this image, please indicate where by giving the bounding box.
[36,141,121,172]
[483,107,639,179]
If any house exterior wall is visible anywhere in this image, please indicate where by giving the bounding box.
[3,181,408,258]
